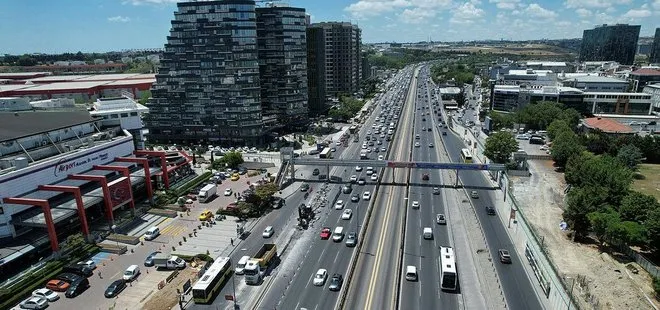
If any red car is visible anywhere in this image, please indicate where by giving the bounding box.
[46,279,70,292]
[320,227,331,239]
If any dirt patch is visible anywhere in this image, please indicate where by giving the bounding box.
[142,268,200,310]
[633,164,660,203]
[512,160,659,310]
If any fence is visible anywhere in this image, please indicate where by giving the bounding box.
[617,245,660,278]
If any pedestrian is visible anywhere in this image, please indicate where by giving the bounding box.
[98,271,102,279]
[230,238,234,246]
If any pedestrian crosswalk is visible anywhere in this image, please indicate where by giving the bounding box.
[160,224,187,236]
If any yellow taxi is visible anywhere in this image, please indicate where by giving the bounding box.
[230,173,240,181]
[198,210,213,221]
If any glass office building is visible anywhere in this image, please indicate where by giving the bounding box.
[579,24,640,65]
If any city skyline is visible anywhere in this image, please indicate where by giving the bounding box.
[1,0,659,54]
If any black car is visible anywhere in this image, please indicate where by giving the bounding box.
[312,168,320,176]
[328,274,343,291]
[342,184,352,194]
[144,251,162,267]
[57,272,83,284]
[486,206,496,215]
[442,131,447,136]
[65,278,90,298]
[271,197,285,209]
[345,232,357,247]
[104,279,127,298]
[62,264,93,277]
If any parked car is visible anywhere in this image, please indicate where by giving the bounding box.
[19,296,48,310]
[31,288,59,302]
[104,279,127,298]
[144,251,161,267]
[77,260,96,270]
[65,278,90,298]
[198,210,214,221]
[46,280,69,292]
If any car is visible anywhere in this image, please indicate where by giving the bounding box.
[62,264,93,277]
[262,226,274,238]
[65,278,90,298]
[486,206,496,215]
[356,166,362,173]
[198,210,213,221]
[442,131,447,136]
[312,168,320,176]
[230,174,240,181]
[320,227,331,239]
[365,169,373,176]
[56,273,82,285]
[224,188,232,196]
[436,214,447,225]
[144,251,162,267]
[345,232,358,247]
[357,178,366,185]
[341,209,353,220]
[498,249,512,264]
[300,183,310,192]
[351,193,360,202]
[335,200,345,210]
[470,190,479,198]
[313,269,328,286]
[104,279,127,298]
[19,296,48,310]
[422,173,429,181]
[411,201,420,209]
[32,288,59,302]
[46,280,70,292]
[362,191,371,200]
[350,175,358,183]
[380,147,386,152]
[428,143,434,148]
[433,187,440,195]
[366,148,372,153]
[77,260,96,270]
[378,155,384,160]
[370,174,378,181]
[414,142,420,147]
[328,274,344,291]
[123,265,140,281]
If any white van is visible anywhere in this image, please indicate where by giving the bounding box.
[405,265,418,281]
[332,226,345,242]
[423,227,433,240]
[235,256,251,275]
[144,226,160,241]
[123,265,140,281]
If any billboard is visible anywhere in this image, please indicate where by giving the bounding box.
[109,177,132,208]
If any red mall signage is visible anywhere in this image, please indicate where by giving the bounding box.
[109,178,132,208]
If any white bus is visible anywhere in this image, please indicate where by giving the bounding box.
[439,246,458,291]
[319,147,332,159]
[460,148,473,163]
[192,256,232,304]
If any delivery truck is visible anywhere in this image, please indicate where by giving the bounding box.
[198,184,217,203]
[153,254,186,270]
[244,244,277,284]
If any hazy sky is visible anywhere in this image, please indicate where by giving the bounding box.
[1,0,658,54]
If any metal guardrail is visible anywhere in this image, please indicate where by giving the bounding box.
[292,158,506,171]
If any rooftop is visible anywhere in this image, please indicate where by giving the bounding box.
[561,75,627,83]
[525,61,567,66]
[582,117,634,134]
[91,97,148,114]
[507,69,554,76]
[11,81,108,92]
[438,87,461,94]
[0,111,99,142]
[630,68,660,76]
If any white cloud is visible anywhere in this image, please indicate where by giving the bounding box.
[489,0,521,10]
[525,3,557,19]
[122,0,178,5]
[564,0,631,9]
[409,0,452,9]
[576,8,592,17]
[450,2,484,24]
[344,0,411,18]
[108,16,131,22]
[653,0,660,10]
[621,8,652,19]
[399,7,437,24]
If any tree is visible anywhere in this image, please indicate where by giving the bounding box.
[17,55,37,66]
[579,129,614,155]
[551,131,584,167]
[616,144,644,171]
[558,108,581,129]
[547,120,572,141]
[254,183,278,203]
[564,154,633,205]
[564,186,609,239]
[647,208,660,250]
[564,151,595,186]
[487,111,515,131]
[484,131,519,164]
[219,152,244,169]
[587,210,620,247]
[619,191,659,223]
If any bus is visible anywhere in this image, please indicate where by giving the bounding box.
[439,246,458,291]
[192,256,232,304]
[319,147,332,159]
[460,148,473,163]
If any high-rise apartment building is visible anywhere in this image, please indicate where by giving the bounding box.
[580,24,641,65]
[145,0,263,146]
[650,28,660,64]
[306,22,362,115]
[256,4,308,130]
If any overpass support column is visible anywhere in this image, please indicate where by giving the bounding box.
[454,169,459,188]
[391,167,395,183]
[326,165,330,180]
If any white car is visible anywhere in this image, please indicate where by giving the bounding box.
[355,166,362,172]
[224,188,232,196]
[262,226,274,238]
[335,200,344,210]
[32,288,59,302]
[77,260,96,270]
[341,209,353,220]
[366,148,372,153]
[411,201,420,208]
[414,142,420,147]
[350,175,358,183]
[370,174,378,181]
[20,296,48,309]
[365,169,373,176]
[378,155,384,160]
[362,191,371,200]
[313,269,328,286]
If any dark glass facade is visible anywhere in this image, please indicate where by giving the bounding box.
[145,0,263,146]
[306,26,326,115]
[256,5,308,131]
[579,24,640,65]
[650,28,660,64]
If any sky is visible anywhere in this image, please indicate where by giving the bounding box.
[0,0,659,54]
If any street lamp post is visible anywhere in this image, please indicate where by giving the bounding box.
[111,224,119,248]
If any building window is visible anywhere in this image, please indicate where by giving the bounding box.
[111,114,119,119]
[120,113,129,118]
[130,112,138,116]
[0,206,3,214]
